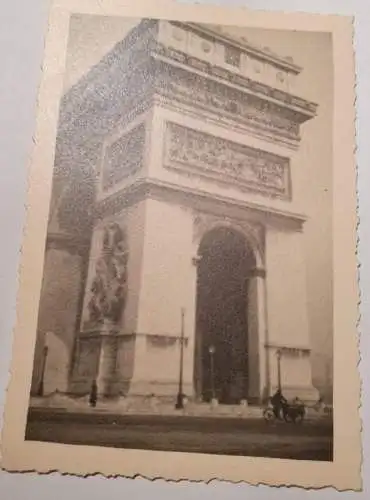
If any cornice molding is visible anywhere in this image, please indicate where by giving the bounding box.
[46,232,90,256]
[152,47,317,121]
[153,95,300,151]
[95,178,307,230]
[56,19,317,153]
[77,330,189,348]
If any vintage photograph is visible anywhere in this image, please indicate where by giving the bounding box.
[25,14,334,460]
[0,0,360,491]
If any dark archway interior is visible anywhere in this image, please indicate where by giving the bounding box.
[195,227,256,404]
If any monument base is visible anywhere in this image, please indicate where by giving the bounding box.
[269,385,320,404]
[127,380,194,398]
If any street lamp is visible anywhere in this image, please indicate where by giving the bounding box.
[208,344,216,402]
[37,345,49,397]
[276,349,282,392]
[175,308,186,410]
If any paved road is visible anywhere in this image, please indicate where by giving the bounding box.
[26,409,333,462]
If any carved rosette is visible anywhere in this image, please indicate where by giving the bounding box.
[86,223,129,327]
[164,122,290,199]
[193,212,265,266]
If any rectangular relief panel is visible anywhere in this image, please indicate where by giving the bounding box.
[163,122,291,199]
[101,123,146,191]
[72,337,101,379]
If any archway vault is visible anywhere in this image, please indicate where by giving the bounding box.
[192,213,265,269]
[194,224,260,404]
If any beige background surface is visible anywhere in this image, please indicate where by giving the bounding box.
[0,0,363,496]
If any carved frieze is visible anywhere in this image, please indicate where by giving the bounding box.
[265,343,311,357]
[154,62,302,145]
[164,122,291,199]
[102,123,146,191]
[146,334,189,349]
[153,43,317,116]
[54,20,317,199]
[86,223,129,327]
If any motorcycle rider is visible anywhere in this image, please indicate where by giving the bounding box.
[270,388,288,420]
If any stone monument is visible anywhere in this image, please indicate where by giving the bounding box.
[31,19,320,404]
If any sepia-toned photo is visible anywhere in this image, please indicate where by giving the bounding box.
[0,0,360,491]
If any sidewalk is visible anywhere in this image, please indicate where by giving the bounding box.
[29,393,332,421]
[30,393,259,418]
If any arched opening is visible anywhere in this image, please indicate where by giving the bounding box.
[194,226,256,404]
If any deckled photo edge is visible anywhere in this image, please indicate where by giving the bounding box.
[0,1,361,492]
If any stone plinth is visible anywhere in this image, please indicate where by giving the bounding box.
[70,324,118,397]
[264,226,319,402]
[127,334,194,398]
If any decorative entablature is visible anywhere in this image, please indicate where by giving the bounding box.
[55,18,317,173]
[94,178,307,235]
[153,61,301,148]
[153,22,317,147]
[150,20,318,148]
[53,19,159,181]
[50,19,318,235]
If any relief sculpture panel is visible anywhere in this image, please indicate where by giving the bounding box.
[86,222,129,328]
[102,123,146,191]
[164,122,291,199]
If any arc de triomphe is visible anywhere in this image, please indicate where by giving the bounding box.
[31,19,320,404]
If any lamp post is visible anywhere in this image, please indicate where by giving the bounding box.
[276,349,282,392]
[209,344,216,402]
[175,308,186,410]
[37,345,49,397]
